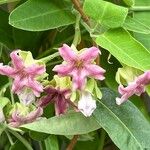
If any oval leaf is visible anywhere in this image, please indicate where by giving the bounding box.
[21,112,100,135]
[123,16,150,34]
[9,0,75,31]
[93,88,150,150]
[96,28,150,71]
[83,0,128,28]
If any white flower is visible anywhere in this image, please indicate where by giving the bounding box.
[18,88,35,105]
[78,91,96,117]
[0,108,5,123]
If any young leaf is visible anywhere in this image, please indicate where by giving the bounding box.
[21,112,100,135]
[123,16,150,34]
[9,0,75,31]
[96,28,150,71]
[93,88,150,150]
[83,0,128,28]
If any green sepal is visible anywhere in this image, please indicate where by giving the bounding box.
[116,65,143,85]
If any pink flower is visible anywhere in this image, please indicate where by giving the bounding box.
[8,107,43,127]
[37,87,77,116]
[53,44,105,90]
[116,71,150,105]
[0,51,46,97]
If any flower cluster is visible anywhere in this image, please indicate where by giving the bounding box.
[0,44,106,127]
[53,44,105,116]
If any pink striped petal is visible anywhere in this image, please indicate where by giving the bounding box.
[25,64,45,75]
[0,64,16,76]
[79,47,100,63]
[53,64,74,76]
[85,64,105,80]
[26,107,43,122]
[136,71,150,85]
[12,76,27,93]
[10,51,24,69]
[59,44,77,62]
[28,78,43,97]
[71,68,87,90]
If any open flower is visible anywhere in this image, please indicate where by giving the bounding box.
[8,107,43,128]
[78,91,96,117]
[37,87,77,116]
[53,44,105,90]
[0,51,45,97]
[116,71,150,105]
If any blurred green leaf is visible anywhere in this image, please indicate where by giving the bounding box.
[83,0,128,28]
[0,9,14,48]
[9,140,27,150]
[93,88,150,150]
[44,135,59,150]
[21,112,100,135]
[9,0,75,31]
[96,28,150,71]
[0,0,19,5]
[29,131,49,141]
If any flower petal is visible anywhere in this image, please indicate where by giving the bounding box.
[85,64,105,80]
[25,64,45,75]
[27,78,43,97]
[10,51,24,69]
[78,91,96,117]
[26,107,43,122]
[0,63,16,76]
[53,64,74,76]
[59,44,77,62]
[55,95,68,116]
[79,47,99,63]
[12,76,27,94]
[71,68,87,90]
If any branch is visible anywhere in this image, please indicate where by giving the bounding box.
[66,135,79,150]
[71,0,90,26]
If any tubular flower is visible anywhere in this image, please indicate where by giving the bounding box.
[0,50,46,97]
[78,91,96,117]
[8,107,43,127]
[53,44,105,90]
[116,71,150,105]
[37,87,77,116]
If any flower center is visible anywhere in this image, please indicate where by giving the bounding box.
[76,60,83,68]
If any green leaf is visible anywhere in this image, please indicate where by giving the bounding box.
[93,88,150,150]
[132,0,150,50]
[0,124,6,136]
[0,0,19,5]
[9,0,75,31]
[0,97,9,108]
[123,0,135,6]
[96,28,150,71]
[44,135,59,150]
[0,9,14,48]
[21,112,100,135]
[83,0,128,28]
[123,16,150,34]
